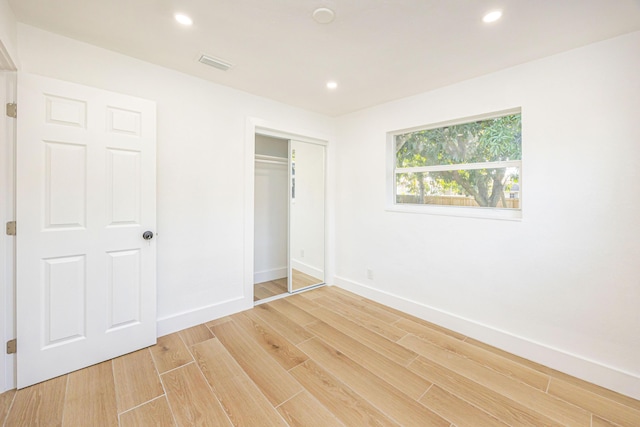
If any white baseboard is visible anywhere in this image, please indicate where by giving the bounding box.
[254,267,287,284]
[157,296,251,337]
[334,276,640,400]
[291,259,323,280]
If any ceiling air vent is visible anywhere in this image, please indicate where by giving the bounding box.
[198,54,233,71]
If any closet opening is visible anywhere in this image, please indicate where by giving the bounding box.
[253,132,326,304]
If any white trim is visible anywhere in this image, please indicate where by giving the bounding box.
[0,71,16,392]
[334,275,640,400]
[253,267,287,284]
[396,160,521,174]
[156,296,250,337]
[244,120,257,308]
[287,139,292,293]
[385,203,522,221]
[254,124,328,147]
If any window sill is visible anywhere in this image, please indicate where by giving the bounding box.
[385,203,522,221]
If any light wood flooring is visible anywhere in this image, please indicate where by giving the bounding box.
[254,270,323,302]
[2,286,639,426]
[290,269,322,292]
[254,277,288,301]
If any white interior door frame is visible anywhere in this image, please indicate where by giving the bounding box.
[244,117,331,304]
[0,68,17,392]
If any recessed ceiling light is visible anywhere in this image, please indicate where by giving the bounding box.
[482,10,502,23]
[326,81,338,90]
[313,7,336,24]
[175,13,193,26]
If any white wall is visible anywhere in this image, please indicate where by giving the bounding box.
[15,24,335,337]
[254,139,288,283]
[253,161,288,283]
[0,0,17,66]
[334,31,640,399]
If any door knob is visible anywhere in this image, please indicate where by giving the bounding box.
[142,231,154,240]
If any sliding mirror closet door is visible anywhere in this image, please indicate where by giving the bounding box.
[289,140,325,292]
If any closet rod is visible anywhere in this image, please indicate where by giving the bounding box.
[255,154,288,165]
[255,159,287,165]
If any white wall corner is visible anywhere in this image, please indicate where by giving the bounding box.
[334,276,640,400]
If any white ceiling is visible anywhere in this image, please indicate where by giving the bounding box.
[8,0,640,116]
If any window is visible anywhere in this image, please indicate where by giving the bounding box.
[388,110,522,219]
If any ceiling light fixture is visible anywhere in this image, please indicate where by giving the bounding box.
[482,10,502,23]
[326,81,338,90]
[175,13,193,26]
[198,54,233,71]
[313,7,336,24]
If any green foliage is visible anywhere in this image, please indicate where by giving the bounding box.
[395,114,521,207]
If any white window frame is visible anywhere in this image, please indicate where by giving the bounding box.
[386,108,522,221]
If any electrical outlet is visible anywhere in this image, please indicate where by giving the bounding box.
[301,249,305,258]
[366,269,374,280]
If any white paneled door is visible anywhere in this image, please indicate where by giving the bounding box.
[16,74,157,388]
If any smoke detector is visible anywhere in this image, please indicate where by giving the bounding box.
[312,7,335,24]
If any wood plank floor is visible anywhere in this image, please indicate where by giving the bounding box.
[254,270,323,302]
[2,286,639,426]
[254,277,288,301]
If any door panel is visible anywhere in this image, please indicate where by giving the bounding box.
[107,149,141,225]
[106,249,141,330]
[44,141,87,228]
[43,255,85,346]
[16,73,157,388]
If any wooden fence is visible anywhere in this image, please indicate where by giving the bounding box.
[397,194,520,209]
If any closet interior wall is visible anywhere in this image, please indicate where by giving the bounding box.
[253,135,289,299]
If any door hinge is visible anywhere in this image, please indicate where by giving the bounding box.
[6,103,17,118]
[6,339,16,354]
[6,221,16,236]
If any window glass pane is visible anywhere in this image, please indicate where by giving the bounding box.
[395,167,520,209]
[395,114,521,168]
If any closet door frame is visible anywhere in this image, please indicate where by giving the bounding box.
[245,118,330,306]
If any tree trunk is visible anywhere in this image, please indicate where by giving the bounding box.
[488,169,506,207]
[417,172,425,203]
